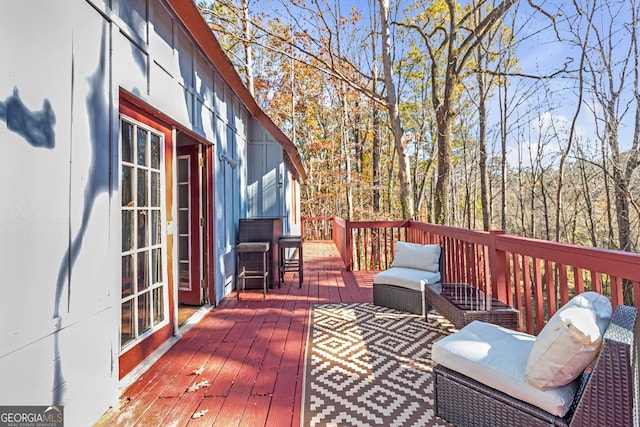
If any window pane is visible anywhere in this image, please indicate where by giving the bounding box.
[179,236,189,261]
[137,292,151,334]
[178,183,188,208]
[122,166,133,207]
[137,251,149,290]
[151,248,162,284]
[178,157,189,182]
[122,122,133,163]
[178,210,188,234]
[122,255,133,297]
[151,171,160,207]
[153,287,164,325]
[151,210,161,245]
[138,169,148,207]
[150,133,161,169]
[137,210,148,248]
[179,263,190,290]
[137,127,148,166]
[122,210,133,252]
[121,300,134,347]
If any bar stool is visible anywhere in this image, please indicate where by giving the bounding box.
[236,241,270,299]
[279,235,303,288]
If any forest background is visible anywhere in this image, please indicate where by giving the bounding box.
[197,0,640,255]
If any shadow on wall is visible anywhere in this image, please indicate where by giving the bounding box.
[0,87,56,149]
[0,87,60,401]
[51,23,112,406]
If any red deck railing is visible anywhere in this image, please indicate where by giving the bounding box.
[302,216,640,334]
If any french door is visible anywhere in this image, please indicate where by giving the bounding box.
[177,144,203,306]
[120,117,168,350]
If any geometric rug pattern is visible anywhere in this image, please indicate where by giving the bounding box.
[301,302,454,426]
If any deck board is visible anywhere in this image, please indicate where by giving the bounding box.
[95,242,376,427]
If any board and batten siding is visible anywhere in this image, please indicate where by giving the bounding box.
[0,0,283,425]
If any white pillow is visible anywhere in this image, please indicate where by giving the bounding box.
[525,292,612,390]
[390,241,441,272]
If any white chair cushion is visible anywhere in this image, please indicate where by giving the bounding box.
[525,291,612,390]
[391,241,441,272]
[373,267,441,292]
[432,320,577,417]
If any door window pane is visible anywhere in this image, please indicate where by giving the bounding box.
[178,210,188,234]
[137,210,148,248]
[151,210,161,245]
[153,287,164,325]
[151,172,160,207]
[150,133,161,169]
[137,128,148,166]
[122,166,133,207]
[122,255,133,297]
[122,211,133,252]
[178,157,189,181]
[179,263,190,290]
[138,169,148,207]
[179,236,189,260]
[178,184,188,208]
[122,122,133,163]
[137,251,149,290]
[121,300,134,347]
[152,248,162,284]
[137,292,151,334]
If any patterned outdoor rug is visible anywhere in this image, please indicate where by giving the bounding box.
[301,302,454,427]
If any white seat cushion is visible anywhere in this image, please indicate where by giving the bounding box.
[432,320,577,417]
[373,267,441,292]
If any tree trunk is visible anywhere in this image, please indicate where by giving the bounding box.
[434,106,452,224]
[477,66,490,231]
[379,0,414,219]
[241,0,254,96]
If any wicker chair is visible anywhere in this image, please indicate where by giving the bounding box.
[372,246,444,315]
[433,304,639,427]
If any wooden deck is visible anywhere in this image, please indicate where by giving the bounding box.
[96,242,376,426]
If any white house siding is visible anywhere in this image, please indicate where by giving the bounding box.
[0,0,301,425]
[247,121,301,236]
[0,2,120,426]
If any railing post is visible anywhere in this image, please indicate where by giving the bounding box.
[489,230,508,302]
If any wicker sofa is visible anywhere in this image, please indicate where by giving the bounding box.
[432,303,639,427]
[372,242,443,315]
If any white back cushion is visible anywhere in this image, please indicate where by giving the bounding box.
[525,291,612,390]
[391,241,441,272]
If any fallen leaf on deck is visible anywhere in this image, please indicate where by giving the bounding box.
[191,367,204,375]
[187,379,210,392]
[192,409,208,419]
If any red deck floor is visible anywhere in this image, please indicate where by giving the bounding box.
[95,241,375,426]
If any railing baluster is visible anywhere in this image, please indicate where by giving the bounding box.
[523,255,534,334]
[575,266,585,294]
[591,270,602,293]
[610,275,623,308]
[512,253,524,331]
[558,263,569,306]
[533,258,545,332]
[545,260,557,318]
